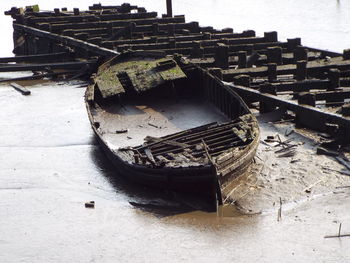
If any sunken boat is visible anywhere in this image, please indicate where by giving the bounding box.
[85,51,259,209]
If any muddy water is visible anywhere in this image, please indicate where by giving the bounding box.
[1,1,350,262]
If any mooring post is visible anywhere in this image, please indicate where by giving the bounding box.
[166,0,173,17]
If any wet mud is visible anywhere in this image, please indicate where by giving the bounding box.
[1,81,350,262]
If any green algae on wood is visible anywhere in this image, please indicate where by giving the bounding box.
[94,53,186,98]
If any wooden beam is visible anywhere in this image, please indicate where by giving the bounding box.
[10,82,30,95]
[13,23,119,59]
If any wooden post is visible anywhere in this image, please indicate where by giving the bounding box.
[268,63,277,82]
[298,92,316,107]
[214,43,229,69]
[264,31,278,42]
[287,38,301,52]
[294,46,308,62]
[152,23,159,35]
[267,47,282,65]
[166,0,173,17]
[259,83,277,113]
[295,61,307,81]
[343,49,350,60]
[167,23,175,36]
[328,69,340,91]
[327,69,342,106]
[238,51,247,68]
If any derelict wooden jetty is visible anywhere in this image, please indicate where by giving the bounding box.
[3,2,350,208]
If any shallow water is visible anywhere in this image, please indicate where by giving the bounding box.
[1,1,350,262]
[1,0,350,56]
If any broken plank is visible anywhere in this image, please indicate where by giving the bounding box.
[10,82,30,95]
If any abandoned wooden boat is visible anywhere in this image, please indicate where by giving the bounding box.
[85,51,259,209]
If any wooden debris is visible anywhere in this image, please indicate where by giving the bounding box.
[10,82,30,95]
[84,201,95,208]
[148,123,159,128]
[116,129,128,134]
[277,197,282,221]
[325,223,350,238]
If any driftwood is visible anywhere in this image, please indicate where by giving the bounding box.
[10,82,30,95]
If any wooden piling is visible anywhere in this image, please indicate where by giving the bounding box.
[294,46,308,62]
[298,92,316,107]
[295,61,307,80]
[343,49,350,60]
[238,51,247,68]
[259,83,277,113]
[327,68,342,105]
[264,31,277,42]
[166,0,173,17]
[287,38,301,52]
[267,47,282,65]
[214,43,229,69]
[267,63,277,82]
